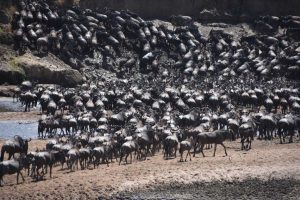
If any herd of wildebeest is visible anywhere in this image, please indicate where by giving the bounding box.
[0,0,300,187]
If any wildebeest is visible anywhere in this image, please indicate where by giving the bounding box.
[119,140,138,165]
[0,154,26,186]
[79,148,92,169]
[66,148,80,171]
[0,136,31,161]
[194,130,233,157]
[163,133,179,159]
[179,137,193,162]
[239,122,255,150]
[32,151,56,181]
[92,146,110,168]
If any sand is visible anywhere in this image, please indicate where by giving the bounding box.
[0,138,300,199]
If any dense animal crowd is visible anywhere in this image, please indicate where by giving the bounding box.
[0,0,300,186]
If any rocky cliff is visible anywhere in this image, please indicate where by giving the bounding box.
[79,0,300,19]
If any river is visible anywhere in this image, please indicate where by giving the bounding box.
[0,97,38,139]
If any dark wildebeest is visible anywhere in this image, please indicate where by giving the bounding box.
[32,151,56,181]
[277,115,300,144]
[0,154,27,186]
[194,130,233,157]
[119,140,138,165]
[66,149,80,171]
[79,148,92,169]
[163,133,179,159]
[239,121,256,150]
[1,136,31,161]
[92,146,109,168]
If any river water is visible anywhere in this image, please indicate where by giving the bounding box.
[0,97,38,140]
[0,120,38,140]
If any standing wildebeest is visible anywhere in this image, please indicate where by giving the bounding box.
[1,136,31,161]
[239,121,255,150]
[179,137,193,162]
[277,115,300,144]
[0,154,27,186]
[33,151,56,181]
[92,146,109,168]
[194,130,233,157]
[79,148,92,169]
[119,140,138,165]
[66,148,80,171]
[163,133,179,159]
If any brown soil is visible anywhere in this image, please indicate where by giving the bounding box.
[0,111,40,121]
[0,138,300,199]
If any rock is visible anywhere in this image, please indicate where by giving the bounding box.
[13,53,83,87]
[0,25,14,45]
[0,31,14,45]
[0,10,10,24]
[0,62,26,84]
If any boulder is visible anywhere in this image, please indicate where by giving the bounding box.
[0,25,14,45]
[0,10,10,24]
[0,62,26,84]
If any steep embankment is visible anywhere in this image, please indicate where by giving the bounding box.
[79,0,300,19]
[0,0,83,86]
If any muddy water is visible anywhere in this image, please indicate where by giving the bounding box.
[112,178,300,200]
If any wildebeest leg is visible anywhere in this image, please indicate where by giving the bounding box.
[200,144,205,157]
[241,137,245,150]
[180,150,183,162]
[49,165,52,178]
[106,157,109,167]
[0,176,4,186]
[289,132,293,143]
[278,129,283,144]
[125,153,129,164]
[193,143,197,157]
[185,150,189,162]
[19,171,25,182]
[36,168,40,181]
[119,154,123,165]
[249,138,252,149]
[213,144,217,157]
[17,172,20,184]
[221,143,228,156]
[130,152,133,164]
[174,146,177,158]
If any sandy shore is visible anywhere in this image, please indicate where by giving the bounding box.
[0,111,40,121]
[0,138,300,199]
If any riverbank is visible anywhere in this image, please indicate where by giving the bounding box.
[0,138,299,199]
